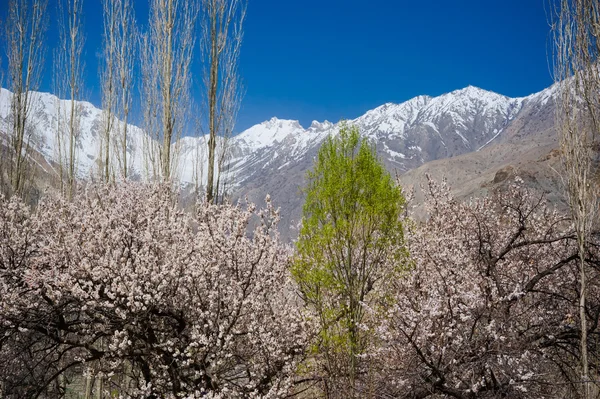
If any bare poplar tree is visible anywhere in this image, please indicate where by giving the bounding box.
[99,0,117,182]
[55,0,85,199]
[113,0,136,180]
[553,1,600,397]
[139,33,161,181]
[213,72,243,203]
[100,0,136,182]
[190,103,207,197]
[3,0,48,198]
[51,55,66,193]
[201,0,246,203]
[141,0,198,183]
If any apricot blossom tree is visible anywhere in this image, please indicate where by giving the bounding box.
[376,178,600,398]
[0,184,310,398]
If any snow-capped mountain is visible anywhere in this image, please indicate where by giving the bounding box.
[181,84,558,239]
[0,88,148,180]
[0,83,559,238]
[212,84,552,191]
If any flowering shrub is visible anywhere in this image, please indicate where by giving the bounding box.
[377,177,600,398]
[3,178,598,398]
[0,184,311,398]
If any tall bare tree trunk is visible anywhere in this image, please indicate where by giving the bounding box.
[206,8,218,203]
[201,0,246,203]
[114,0,136,180]
[56,0,85,199]
[140,33,160,181]
[100,0,117,183]
[553,1,600,397]
[141,0,197,184]
[190,106,207,198]
[51,87,65,193]
[3,0,48,199]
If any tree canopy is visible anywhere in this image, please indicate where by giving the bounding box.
[293,124,406,397]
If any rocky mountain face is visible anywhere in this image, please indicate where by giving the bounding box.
[398,84,562,218]
[0,83,562,240]
[223,85,562,239]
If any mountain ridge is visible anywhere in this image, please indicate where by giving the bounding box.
[0,82,561,239]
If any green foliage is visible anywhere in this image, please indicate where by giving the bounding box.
[293,123,406,394]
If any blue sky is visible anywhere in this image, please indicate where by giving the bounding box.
[239,0,555,130]
[1,0,555,133]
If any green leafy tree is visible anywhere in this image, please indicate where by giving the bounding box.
[293,124,406,397]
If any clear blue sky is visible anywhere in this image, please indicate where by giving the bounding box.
[240,0,555,130]
[1,0,555,133]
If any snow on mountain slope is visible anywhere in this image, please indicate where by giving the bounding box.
[0,88,148,180]
[0,84,554,193]
[237,117,306,150]
[221,85,539,190]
